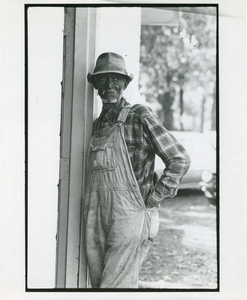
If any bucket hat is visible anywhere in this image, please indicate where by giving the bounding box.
[87,52,134,85]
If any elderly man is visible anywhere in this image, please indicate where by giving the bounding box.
[83,52,190,288]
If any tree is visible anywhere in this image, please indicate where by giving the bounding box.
[139,7,217,131]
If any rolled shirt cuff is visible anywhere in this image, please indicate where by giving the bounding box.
[146,192,163,207]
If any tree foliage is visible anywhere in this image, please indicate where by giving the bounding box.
[139,7,217,131]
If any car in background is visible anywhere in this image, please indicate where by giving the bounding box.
[154,131,217,205]
[204,130,216,149]
[199,130,217,205]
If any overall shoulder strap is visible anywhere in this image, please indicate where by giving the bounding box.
[117,105,131,124]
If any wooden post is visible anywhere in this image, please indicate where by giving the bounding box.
[55,7,75,288]
[55,7,96,288]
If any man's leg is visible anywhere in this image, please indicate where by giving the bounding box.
[84,192,106,288]
[99,190,151,288]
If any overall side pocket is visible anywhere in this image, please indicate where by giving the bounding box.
[146,206,160,240]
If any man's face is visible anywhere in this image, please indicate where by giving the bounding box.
[94,73,127,104]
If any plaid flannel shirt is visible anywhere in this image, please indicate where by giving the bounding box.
[93,98,191,207]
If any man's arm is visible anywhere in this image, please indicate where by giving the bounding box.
[143,109,191,207]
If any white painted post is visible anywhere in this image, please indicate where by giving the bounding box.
[55,7,96,288]
[55,7,75,288]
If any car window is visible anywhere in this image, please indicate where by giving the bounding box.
[179,138,195,157]
[193,137,216,162]
[179,136,216,165]
[156,133,216,171]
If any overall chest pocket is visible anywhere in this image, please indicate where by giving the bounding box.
[89,139,116,173]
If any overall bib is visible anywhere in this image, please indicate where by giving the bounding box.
[83,106,159,288]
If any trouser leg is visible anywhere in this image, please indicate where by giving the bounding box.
[84,190,155,288]
[84,194,106,288]
[100,194,151,288]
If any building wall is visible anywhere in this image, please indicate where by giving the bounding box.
[93,7,142,113]
[28,7,64,288]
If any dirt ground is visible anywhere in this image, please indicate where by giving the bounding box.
[139,190,218,289]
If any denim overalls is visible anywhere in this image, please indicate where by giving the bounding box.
[83,106,159,288]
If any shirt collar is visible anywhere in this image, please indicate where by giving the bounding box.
[100,97,130,125]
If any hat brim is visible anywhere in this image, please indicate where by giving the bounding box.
[87,71,134,85]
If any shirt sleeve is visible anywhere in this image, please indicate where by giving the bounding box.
[143,109,191,207]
